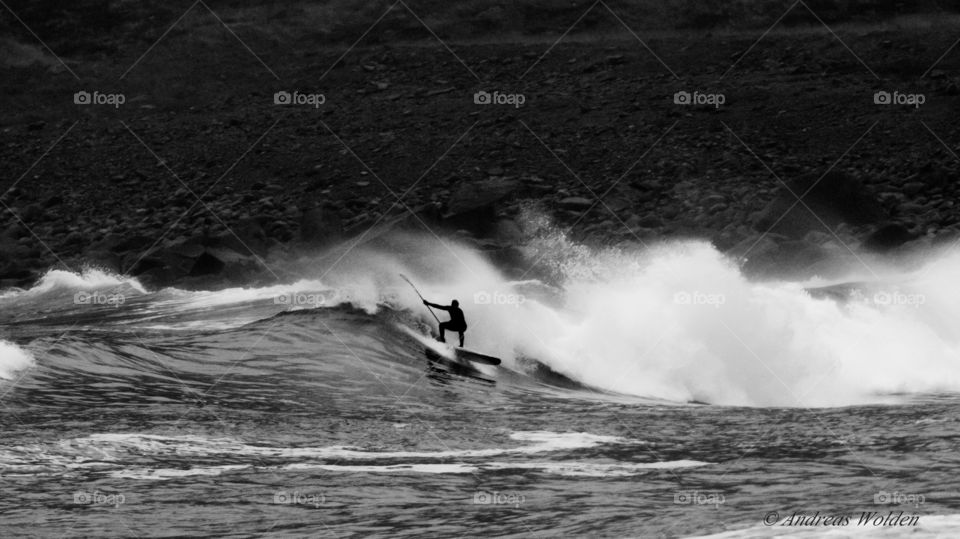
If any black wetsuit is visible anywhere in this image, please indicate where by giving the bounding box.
[426,302,467,345]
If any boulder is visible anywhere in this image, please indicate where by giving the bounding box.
[442,177,519,237]
[205,246,254,264]
[19,203,42,222]
[127,256,166,276]
[189,252,226,276]
[166,236,205,258]
[85,250,122,273]
[739,238,833,279]
[2,223,27,242]
[300,206,342,246]
[42,195,64,208]
[493,219,523,244]
[559,197,593,211]
[112,234,154,253]
[862,222,918,252]
[752,171,886,238]
[0,238,30,280]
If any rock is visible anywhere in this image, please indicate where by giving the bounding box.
[300,207,342,245]
[725,233,784,267]
[19,203,42,222]
[2,223,27,242]
[712,227,748,251]
[205,247,252,264]
[128,256,166,276]
[146,196,167,209]
[730,234,834,279]
[267,221,293,242]
[86,250,123,273]
[898,202,924,213]
[661,204,681,219]
[113,234,153,253]
[637,214,663,228]
[559,197,593,211]
[902,182,926,196]
[493,219,523,243]
[0,260,34,280]
[703,194,726,206]
[62,231,85,247]
[863,223,918,252]
[604,197,630,213]
[443,178,519,237]
[42,195,64,208]
[166,237,205,258]
[189,252,225,276]
[753,171,886,238]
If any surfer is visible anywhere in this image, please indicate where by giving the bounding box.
[423,299,467,347]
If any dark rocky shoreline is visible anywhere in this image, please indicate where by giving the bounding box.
[3,21,960,289]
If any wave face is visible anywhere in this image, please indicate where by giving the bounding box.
[2,217,960,407]
[4,218,960,538]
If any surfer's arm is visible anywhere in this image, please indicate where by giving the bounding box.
[424,301,449,311]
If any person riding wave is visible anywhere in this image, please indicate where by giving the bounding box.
[423,298,467,347]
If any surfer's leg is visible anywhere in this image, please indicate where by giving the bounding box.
[438,321,448,342]
[458,332,464,347]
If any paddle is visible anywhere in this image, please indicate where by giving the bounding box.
[399,274,441,325]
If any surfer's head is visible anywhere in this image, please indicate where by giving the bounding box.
[451,299,459,307]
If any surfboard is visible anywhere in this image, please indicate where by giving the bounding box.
[423,342,501,366]
[423,347,495,384]
[453,347,501,366]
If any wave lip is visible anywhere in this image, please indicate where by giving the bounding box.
[32,268,146,295]
[0,268,147,303]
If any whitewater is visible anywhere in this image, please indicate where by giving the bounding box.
[3,215,960,537]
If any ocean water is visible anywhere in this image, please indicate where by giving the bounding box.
[4,225,960,538]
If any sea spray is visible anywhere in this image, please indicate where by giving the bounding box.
[0,340,33,380]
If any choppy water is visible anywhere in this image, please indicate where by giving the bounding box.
[4,225,960,537]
